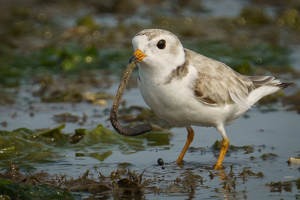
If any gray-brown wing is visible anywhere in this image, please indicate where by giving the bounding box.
[247,76,279,87]
[185,49,255,107]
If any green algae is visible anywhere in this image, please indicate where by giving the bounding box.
[278,9,300,30]
[239,168,264,178]
[211,140,254,154]
[0,165,148,199]
[0,35,295,89]
[0,44,132,87]
[239,6,272,25]
[0,179,79,200]
[0,124,172,169]
[261,153,279,161]
[265,181,293,193]
[0,125,67,166]
[76,15,99,30]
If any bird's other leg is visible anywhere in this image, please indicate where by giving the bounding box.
[214,125,230,170]
[175,125,194,165]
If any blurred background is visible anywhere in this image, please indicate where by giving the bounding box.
[1,0,299,90]
[0,0,300,199]
[1,0,299,132]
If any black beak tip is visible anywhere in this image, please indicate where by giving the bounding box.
[129,55,138,64]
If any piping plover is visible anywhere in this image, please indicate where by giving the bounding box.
[129,29,291,169]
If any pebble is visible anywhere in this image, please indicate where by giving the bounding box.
[157,158,164,166]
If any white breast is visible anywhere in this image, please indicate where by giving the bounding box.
[138,64,250,128]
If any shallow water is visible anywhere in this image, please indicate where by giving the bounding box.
[1,83,299,199]
[202,0,249,17]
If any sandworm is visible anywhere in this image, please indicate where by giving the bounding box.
[110,61,152,136]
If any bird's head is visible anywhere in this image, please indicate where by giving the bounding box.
[130,29,185,70]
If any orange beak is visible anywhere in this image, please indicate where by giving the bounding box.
[129,49,146,63]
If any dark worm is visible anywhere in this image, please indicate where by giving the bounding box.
[110,61,152,136]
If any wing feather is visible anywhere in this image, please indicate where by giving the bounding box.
[248,76,279,87]
[184,48,289,107]
[185,49,255,107]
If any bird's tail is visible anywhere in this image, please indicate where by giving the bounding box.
[276,82,293,89]
[246,76,292,105]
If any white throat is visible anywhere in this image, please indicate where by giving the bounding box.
[138,49,186,84]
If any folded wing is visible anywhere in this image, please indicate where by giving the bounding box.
[185,49,279,108]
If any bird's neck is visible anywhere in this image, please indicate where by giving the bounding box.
[138,49,186,84]
[140,63,186,85]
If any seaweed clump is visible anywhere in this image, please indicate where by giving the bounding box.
[0,165,151,199]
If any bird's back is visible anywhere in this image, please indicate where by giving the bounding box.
[185,48,288,108]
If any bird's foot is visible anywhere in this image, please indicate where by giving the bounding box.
[175,160,183,165]
[214,164,225,170]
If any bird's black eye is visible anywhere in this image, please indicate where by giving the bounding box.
[157,39,166,49]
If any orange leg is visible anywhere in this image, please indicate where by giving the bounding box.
[175,126,194,164]
[214,137,230,170]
